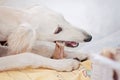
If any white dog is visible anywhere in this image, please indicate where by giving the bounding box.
[0,6,92,71]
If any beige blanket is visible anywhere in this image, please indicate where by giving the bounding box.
[0,60,91,80]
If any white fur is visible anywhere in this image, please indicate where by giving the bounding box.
[0,6,90,71]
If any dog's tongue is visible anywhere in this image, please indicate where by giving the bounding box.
[52,42,65,59]
[65,41,79,47]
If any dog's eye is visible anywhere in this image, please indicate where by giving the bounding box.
[54,27,62,34]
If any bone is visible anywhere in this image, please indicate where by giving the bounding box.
[52,42,66,59]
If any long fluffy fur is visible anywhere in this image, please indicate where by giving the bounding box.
[8,23,36,54]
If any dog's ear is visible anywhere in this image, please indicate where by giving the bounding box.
[8,23,36,55]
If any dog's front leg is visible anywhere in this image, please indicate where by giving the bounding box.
[0,53,80,71]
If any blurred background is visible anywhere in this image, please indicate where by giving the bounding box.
[0,0,120,53]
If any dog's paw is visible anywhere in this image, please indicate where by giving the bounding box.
[64,59,80,71]
[54,59,80,72]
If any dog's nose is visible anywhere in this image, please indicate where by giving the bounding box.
[84,35,92,42]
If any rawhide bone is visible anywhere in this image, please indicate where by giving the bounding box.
[52,41,66,59]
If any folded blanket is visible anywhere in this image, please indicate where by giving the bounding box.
[0,60,91,80]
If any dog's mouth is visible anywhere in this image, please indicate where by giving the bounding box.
[52,41,79,59]
[54,41,79,48]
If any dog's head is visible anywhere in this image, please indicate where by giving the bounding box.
[30,6,92,48]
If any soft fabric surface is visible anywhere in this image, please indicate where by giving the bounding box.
[0,60,91,80]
